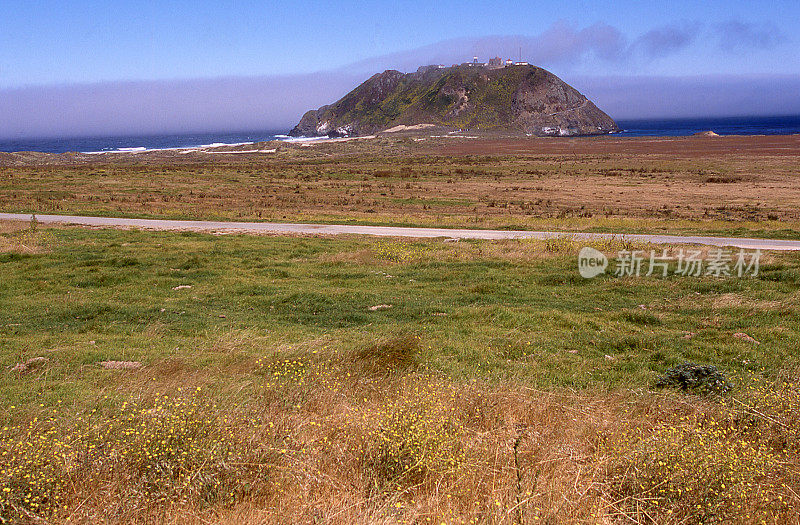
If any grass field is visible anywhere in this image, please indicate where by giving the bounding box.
[1,220,799,523]
[2,134,800,523]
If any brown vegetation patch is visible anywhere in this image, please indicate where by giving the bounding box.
[3,135,800,232]
[0,220,52,254]
[425,134,800,157]
[354,333,420,375]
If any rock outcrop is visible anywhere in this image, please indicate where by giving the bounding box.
[289,64,618,137]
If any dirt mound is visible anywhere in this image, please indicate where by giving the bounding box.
[9,357,49,373]
[100,360,142,370]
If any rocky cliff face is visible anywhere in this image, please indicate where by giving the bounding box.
[289,64,618,137]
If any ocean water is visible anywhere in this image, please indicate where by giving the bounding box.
[2,116,799,154]
[616,115,800,137]
[0,130,289,154]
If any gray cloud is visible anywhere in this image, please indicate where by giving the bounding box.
[632,23,700,58]
[570,74,800,120]
[346,21,691,74]
[715,21,784,52]
[526,21,627,63]
[0,72,363,140]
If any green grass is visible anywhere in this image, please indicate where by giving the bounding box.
[2,226,799,422]
[2,226,800,523]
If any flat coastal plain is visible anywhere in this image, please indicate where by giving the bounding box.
[2,133,800,239]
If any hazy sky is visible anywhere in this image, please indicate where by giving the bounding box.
[2,0,799,138]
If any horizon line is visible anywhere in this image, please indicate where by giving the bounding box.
[2,113,800,143]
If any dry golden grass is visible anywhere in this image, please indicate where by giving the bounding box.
[0,219,52,254]
[6,355,797,524]
[0,220,31,235]
[600,372,800,524]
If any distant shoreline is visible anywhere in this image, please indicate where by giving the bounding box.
[1,133,798,164]
[2,115,800,154]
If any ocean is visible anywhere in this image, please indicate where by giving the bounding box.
[2,115,799,154]
[0,130,292,155]
[616,115,800,137]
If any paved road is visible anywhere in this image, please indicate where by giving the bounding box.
[2,212,800,251]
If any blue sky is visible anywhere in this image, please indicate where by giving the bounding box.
[1,0,799,138]
[2,0,798,85]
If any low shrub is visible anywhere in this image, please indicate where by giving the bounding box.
[655,362,731,395]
